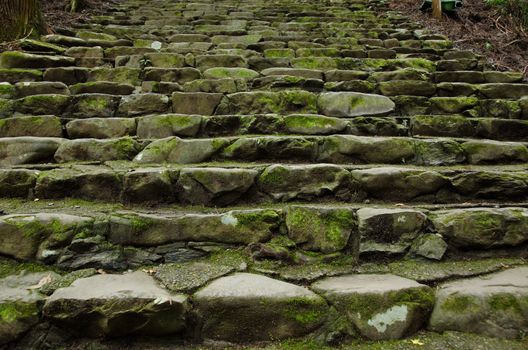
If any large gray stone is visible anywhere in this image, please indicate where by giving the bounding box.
[0,137,64,166]
[0,213,94,261]
[285,206,357,254]
[312,274,433,340]
[429,267,528,339]
[317,92,395,117]
[136,114,202,138]
[134,137,225,164]
[54,137,141,162]
[0,272,60,345]
[193,273,328,342]
[431,207,528,248]
[357,208,428,254]
[65,118,136,139]
[108,209,278,246]
[43,272,188,337]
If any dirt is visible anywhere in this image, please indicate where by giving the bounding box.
[389,0,528,77]
[41,0,122,31]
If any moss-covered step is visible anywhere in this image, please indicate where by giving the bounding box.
[193,272,328,342]
[429,266,528,339]
[0,52,75,69]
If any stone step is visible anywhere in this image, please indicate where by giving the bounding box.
[1,135,527,166]
[1,258,527,346]
[1,203,527,269]
[0,164,526,205]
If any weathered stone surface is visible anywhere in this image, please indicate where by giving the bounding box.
[317,92,395,117]
[134,137,224,164]
[69,81,135,95]
[195,55,248,71]
[0,52,75,69]
[221,136,317,161]
[55,137,141,162]
[88,68,141,86]
[0,272,59,345]
[15,94,70,115]
[431,207,528,248]
[286,206,357,253]
[312,274,433,340]
[351,167,448,201]
[136,114,202,138]
[193,273,328,342]
[43,272,188,337]
[479,83,528,99]
[117,93,169,117]
[411,115,475,138]
[122,168,176,203]
[429,266,528,339]
[155,261,237,293]
[0,213,94,261]
[283,114,348,135]
[108,209,278,245]
[317,135,415,164]
[0,169,37,197]
[258,164,350,201]
[0,116,62,138]
[144,68,202,84]
[177,167,257,206]
[262,68,324,80]
[69,94,120,118]
[0,137,63,166]
[203,67,259,80]
[410,233,448,260]
[357,208,428,254]
[35,167,122,201]
[451,171,528,199]
[66,118,136,139]
[414,139,466,166]
[461,140,528,164]
[378,80,436,97]
[219,91,318,115]
[172,92,223,115]
[14,81,69,97]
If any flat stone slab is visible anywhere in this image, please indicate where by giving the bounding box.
[0,272,59,345]
[429,266,528,339]
[312,274,434,340]
[317,92,395,117]
[193,272,328,342]
[43,271,188,337]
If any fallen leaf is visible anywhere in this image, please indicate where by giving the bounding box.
[96,269,107,274]
[27,274,53,290]
[411,339,424,346]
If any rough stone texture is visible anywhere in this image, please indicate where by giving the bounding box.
[429,266,528,339]
[0,272,60,345]
[108,209,279,246]
[431,207,528,248]
[172,92,223,115]
[410,233,448,260]
[0,137,64,166]
[357,208,428,254]
[136,114,202,138]
[0,116,63,138]
[0,213,94,261]
[43,272,188,337]
[312,274,433,340]
[193,273,328,342]
[351,167,447,201]
[134,137,224,164]
[117,93,169,117]
[285,206,357,253]
[258,164,350,201]
[177,167,258,206]
[54,137,141,162]
[66,118,136,139]
[317,92,395,117]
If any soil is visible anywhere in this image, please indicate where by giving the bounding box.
[389,0,528,77]
[41,0,122,30]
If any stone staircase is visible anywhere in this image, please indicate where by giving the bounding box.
[0,0,527,348]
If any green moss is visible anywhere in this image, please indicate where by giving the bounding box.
[264,49,295,58]
[259,165,289,186]
[0,302,38,323]
[442,295,479,312]
[292,57,338,70]
[282,297,327,325]
[488,294,523,315]
[235,210,280,230]
[0,83,15,98]
[114,137,139,159]
[124,214,155,232]
[0,259,52,278]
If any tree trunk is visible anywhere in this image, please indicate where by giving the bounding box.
[0,0,45,42]
[432,0,442,20]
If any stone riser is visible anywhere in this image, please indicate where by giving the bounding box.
[1,165,527,205]
[1,205,527,269]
